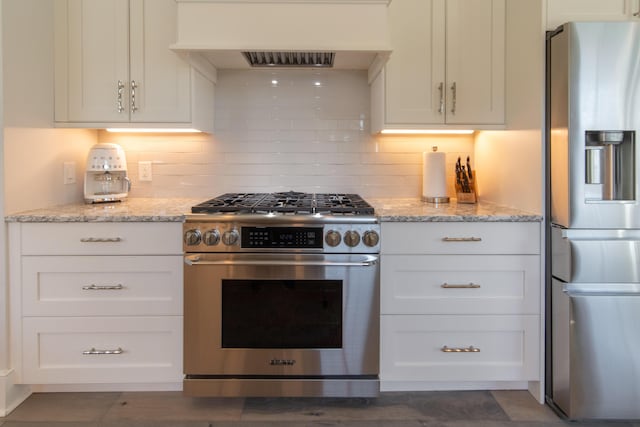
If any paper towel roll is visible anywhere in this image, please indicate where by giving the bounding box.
[422,147,449,203]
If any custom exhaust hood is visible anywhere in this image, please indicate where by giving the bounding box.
[170,0,392,79]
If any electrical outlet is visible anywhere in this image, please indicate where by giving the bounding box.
[63,161,76,184]
[139,161,152,181]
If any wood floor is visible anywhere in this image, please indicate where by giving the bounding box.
[0,390,635,426]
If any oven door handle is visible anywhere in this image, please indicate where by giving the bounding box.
[184,256,377,267]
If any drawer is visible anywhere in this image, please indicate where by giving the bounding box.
[380,315,540,382]
[21,316,183,384]
[381,255,540,315]
[19,222,182,255]
[22,256,183,316]
[381,222,540,255]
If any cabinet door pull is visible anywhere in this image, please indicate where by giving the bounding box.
[441,283,481,289]
[450,82,457,114]
[441,237,482,242]
[130,80,139,113]
[634,0,640,17]
[117,80,125,113]
[437,82,445,114]
[82,347,124,355]
[80,237,122,243]
[441,345,480,353]
[82,284,124,291]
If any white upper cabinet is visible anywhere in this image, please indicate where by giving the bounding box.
[54,0,215,132]
[371,0,505,132]
[546,0,640,30]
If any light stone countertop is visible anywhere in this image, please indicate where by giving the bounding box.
[369,198,542,222]
[4,197,542,223]
[4,198,202,222]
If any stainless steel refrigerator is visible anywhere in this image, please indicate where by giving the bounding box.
[546,21,640,420]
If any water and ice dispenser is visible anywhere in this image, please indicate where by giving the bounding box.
[584,130,635,201]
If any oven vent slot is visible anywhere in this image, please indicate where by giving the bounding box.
[242,51,335,68]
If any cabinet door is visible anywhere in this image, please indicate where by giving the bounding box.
[58,0,130,122]
[546,0,639,31]
[380,315,540,382]
[22,316,183,384]
[445,0,505,124]
[128,0,191,123]
[384,0,446,125]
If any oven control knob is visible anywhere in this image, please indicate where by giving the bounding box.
[203,229,221,246]
[184,229,202,246]
[363,230,380,247]
[344,230,361,247]
[222,229,239,246]
[325,230,341,247]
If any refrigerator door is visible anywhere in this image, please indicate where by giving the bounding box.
[549,22,640,229]
[552,279,640,419]
[551,226,640,283]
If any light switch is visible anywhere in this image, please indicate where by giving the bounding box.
[139,161,152,181]
[63,162,76,184]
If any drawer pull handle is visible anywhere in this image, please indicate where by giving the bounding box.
[441,345,480,353]
[441,283,481,289]
[82,284,124,291]
[442,237,482,242]
[80,237,122,243]
[82,347,124,355]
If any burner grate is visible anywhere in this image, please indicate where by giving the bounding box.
[191,192,374,215]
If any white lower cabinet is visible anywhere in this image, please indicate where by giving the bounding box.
[22,317,182,384]
[9,222,183,387]
[381,315,539,382]
[380,221,542,389]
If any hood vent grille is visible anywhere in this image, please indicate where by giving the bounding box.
[242,51,335,68]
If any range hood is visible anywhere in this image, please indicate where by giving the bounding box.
[170,0,392,79]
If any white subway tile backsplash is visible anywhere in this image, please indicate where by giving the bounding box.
[98,69,473,199]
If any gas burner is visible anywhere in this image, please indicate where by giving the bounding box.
[191,192,375,216]
[191,193,266,214]
[315,193,375,215]
[254,192,315,214]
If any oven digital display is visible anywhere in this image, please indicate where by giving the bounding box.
[241,227,323,248]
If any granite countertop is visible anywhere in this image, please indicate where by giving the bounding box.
[369,198,542,222]
[5,197,543,223]
[4,198,202,222]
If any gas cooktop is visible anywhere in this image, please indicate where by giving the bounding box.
[191,192,375,215]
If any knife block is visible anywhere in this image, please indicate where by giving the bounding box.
[455,170,477,204]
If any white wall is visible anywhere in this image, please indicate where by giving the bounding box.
[474,0,545,214]
[2,0,96,214]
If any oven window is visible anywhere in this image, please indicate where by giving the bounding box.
[221,279,342,348]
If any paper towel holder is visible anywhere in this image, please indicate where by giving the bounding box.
[422,146,450,204]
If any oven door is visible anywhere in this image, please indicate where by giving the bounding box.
[183,253,379,379]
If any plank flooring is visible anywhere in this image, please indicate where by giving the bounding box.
[1,390,637,426]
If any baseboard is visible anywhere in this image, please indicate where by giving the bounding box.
[380,380,530,392]
[0,369,32,417]
[30,382,182,393]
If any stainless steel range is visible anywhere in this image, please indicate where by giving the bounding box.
[182,192,380,397]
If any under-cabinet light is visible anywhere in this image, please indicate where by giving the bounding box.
[380,129,474,135]
[105,128,202,133]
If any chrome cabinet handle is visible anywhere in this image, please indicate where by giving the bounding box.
[441,237,482,242]
[437,82,445,114]
[83,347,123,355]
[80,237,122,243]
[441,345,480,353]
[441,283,481,289]
[634,0,640,17]
[130,80,138,113]
[450,82,457,114]
[82,284,124,291]
[117,80,125,113]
